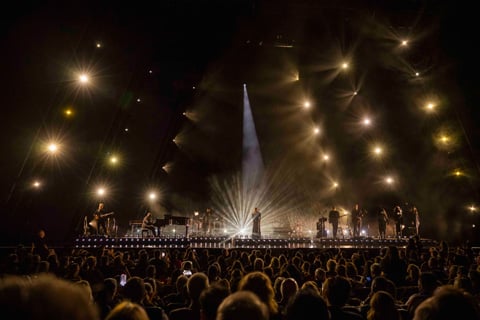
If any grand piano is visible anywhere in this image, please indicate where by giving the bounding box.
[129,214,191,237]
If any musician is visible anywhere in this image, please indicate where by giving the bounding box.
[92,202,108,235]
[203,208,213,235]
[378,207,388,239]
[31,228,50,260]
[251,207,261,239]
[393,205,403,238]
[328,206,340,238]
[412,206,420,236]
[142,211,158,237]
[351,203,363,238]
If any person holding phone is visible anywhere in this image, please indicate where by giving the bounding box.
[120,274,127,287]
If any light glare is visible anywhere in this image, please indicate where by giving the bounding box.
[47,143,58,153]
[79,74,89,83]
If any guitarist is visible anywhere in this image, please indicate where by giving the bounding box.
[92,202,113,236]
[351,203,365,238]
[328,206,340,239]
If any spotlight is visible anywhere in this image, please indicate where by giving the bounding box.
[47,143,58,153]
[78,74,89,83]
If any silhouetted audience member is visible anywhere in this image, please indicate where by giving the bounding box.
[405,263,421,286]
[238,271,281,320]
[169,272,209,320]
[314,268,327,288]
[273,276,286,302]
[322,276,363,320]
[199,283,230,320]
[105,301,149,320]
[380,246,407,287]
[163,274,189,312]
[216,291,269,320]
[367,290,400,320]
[0,273,99,320]
[405,272,439,316]
[122,276,168,320]
[284,288,330,320]
[413,285,480,320]
[97,277,120,320]
[75,279,94,303]
[301,280,320,294]
[278,277,299,312]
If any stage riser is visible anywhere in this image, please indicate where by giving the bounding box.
[74,236,437,250]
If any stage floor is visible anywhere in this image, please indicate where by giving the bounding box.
[73,235,438,250]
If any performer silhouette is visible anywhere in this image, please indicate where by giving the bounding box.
[378,207,388,239]
[142,211,157,237]
[251,207,261,239]
[351,203,363,238]
[393,205,403,238]
[328,206,340,238]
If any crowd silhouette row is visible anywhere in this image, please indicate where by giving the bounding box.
[0,234,479,320]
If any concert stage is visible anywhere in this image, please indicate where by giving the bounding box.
[73,235,438,250]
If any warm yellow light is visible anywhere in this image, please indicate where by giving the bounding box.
[440,136,449,143]
[110,156,118,164]
[64,109,73,116]
[323,154,330,161]
[454,170,462,176]
[33,180,41,188]
[374,147,382,155]
[469,205,476,212]
[341,62,349,69]
[96,43,101,48]
[426,102,435,111]
[314,127,320,135]
[148,192,157,200]
[303,101,311,108]
[47,143,58,153]
[79,74,89,83]
[97,188,105,196]
[333,182,339,188]
[401,40,408,46]
[363,117,371,126]
[415,72,420,77]
[385,177,394,184]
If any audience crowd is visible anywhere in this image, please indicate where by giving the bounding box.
[0,235,479,320]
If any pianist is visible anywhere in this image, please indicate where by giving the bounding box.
[142,211,158,237]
